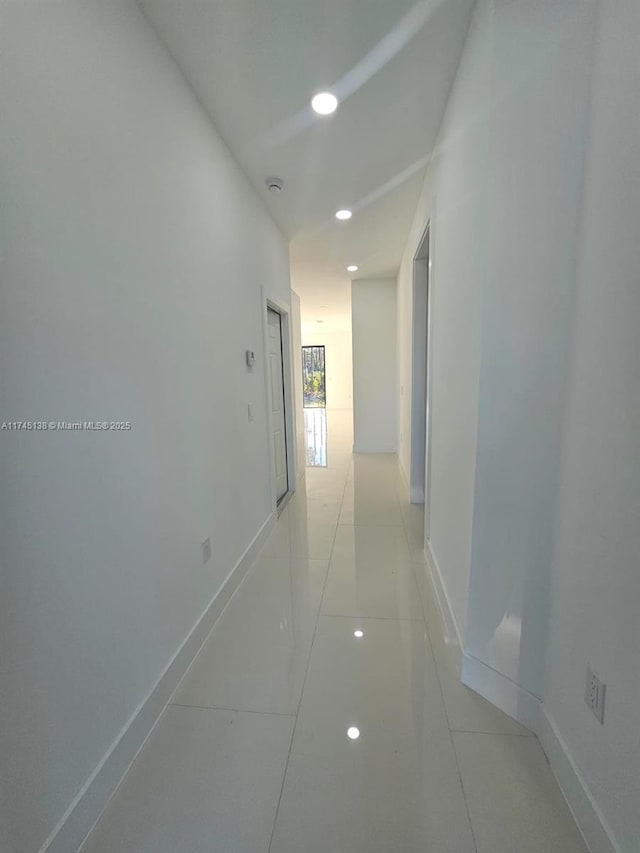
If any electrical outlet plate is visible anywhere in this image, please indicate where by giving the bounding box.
[585,665,606,724]
[201,537,211,565]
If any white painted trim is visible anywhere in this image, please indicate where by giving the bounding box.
[424,538,464,655]
[417,545,464,679]
[409,222,431,509]
[410,485,425,504]
[538,708,619,853]
[425,538,539,732]
[425,540,615,852]
[424,198,436,538]
[425,536,616,851]
[262,291,297,510]
[461,652,540,733]
[41,512,276,853]
[425,539,614,851]
[398,456,411,502]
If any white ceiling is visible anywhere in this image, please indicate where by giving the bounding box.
[140,0,475,325]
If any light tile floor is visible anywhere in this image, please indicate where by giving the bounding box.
[81,408,588,853]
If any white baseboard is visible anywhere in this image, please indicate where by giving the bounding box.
[398,454,425,503]
[425,541,538,731]
[423,542,617,852]
[398,458,411,501]
[538,708,619,853]
[41,512,276,853]
[424,540,464,655]
[424,543,617,852]
[461,652,540,732]
[410,485,425,504]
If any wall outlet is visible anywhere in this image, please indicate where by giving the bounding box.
[201,537,211,565]
[585,665,606,724]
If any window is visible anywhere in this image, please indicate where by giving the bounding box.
[302,345,326,408]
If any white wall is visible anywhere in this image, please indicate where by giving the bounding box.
[398,0,597,684]
[465,0,598,704]
[396,0,492,635]
[0,3,289,852]
[352,280,397,453]
[301,326,353,411]
[398,0,637,847]
[542,2,640,849]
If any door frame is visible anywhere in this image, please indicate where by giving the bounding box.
[409,219,434,539]
[262,290,297,511]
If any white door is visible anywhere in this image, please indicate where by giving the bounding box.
[267,308,288,501]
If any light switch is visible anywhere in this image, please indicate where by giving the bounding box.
[248,403,255,422]
[246,349,255,368]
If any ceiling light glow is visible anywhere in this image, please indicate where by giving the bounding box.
[335,209,352,221]
[347,726,360,740]
[311,91,338,115]
[347,265,359,272]
[354,630,364,638]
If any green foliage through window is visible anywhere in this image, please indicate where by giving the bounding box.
[302,346,326,408]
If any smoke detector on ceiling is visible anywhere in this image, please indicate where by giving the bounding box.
[266,177,284,193]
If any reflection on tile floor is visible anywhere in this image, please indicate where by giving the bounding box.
[303,407,327,467]
[81,407,587,853]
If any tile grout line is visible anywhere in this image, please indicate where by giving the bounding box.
[321,612,424,622]
[168,702,296,717]
[266,453,352,853]
[398,493,480,853]
[424,635,480,853]
[450,729,535,738]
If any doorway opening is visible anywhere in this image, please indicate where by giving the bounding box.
[410,223,433,537]
[302,345,328,468]
[265,304,294,507]
[302,345,326,408]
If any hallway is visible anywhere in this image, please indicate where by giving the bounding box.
[81,410,586,853]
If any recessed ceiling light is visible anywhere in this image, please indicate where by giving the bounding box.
[347,265,358,272]
[347,726,360,740]
[335,209,352,221]
[354,630,364,638]
[311,91,338,115]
